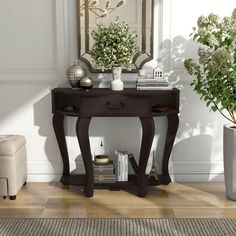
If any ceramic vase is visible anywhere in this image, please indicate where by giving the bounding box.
[66,62,87,88]
[223,124,236,200]
[111,66,123,91]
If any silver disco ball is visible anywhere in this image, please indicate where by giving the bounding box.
[66,62,87,88]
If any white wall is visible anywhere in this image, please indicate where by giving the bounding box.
[0,0,69,181]
[160,0,236,181]
[0,0,234,182]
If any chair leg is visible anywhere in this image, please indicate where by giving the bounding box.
[9,195,16,200]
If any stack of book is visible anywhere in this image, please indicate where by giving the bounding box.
[136,77,172,90]
[93,161,116,184]
[115,150,128,182]
[115,151,139,182]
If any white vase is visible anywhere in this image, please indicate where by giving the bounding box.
[111,66,123,91]
[224,124,236,200]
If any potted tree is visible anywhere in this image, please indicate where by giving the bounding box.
[184,9,236,200]
[90,20,137,91]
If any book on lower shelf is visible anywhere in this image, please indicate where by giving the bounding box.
[115,151,139,182]
[93,151,139,183]
[128,153,139,175]
[93,161,116,183]
[115,150,128,182]
[94,175,116,183]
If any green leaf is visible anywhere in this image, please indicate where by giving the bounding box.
[206,101,211,107]
[211,106,218,112]
[184,8,236,121]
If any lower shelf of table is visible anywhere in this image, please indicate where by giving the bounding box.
[60,174,171,188]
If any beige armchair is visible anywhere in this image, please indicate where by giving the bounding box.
[0,135,27,200]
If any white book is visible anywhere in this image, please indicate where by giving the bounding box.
[118,154,121,181]
[137,86,172,91]
[137,78,168,83]
[115,150,129,182]
[121,152,125,181]
[123,152,128,181]
[115,150,122,181]
[137,83,169,87]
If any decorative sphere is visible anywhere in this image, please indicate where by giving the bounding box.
[66,62,87,88]
[80,77,93,91]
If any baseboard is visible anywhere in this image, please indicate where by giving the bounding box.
[170,173,224,182]
[27,159,224,182]
[27,174,61,182]
[27,173,224,183]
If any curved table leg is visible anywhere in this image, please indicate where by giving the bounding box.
[162,114,179,184]
[76,117,93,197]
[53,114,70,177]
[138,117,155,197]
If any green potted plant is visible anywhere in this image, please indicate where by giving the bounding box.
[90,20,137,91]
[184,9,236,200]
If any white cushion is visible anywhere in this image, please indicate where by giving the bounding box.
[0,135,26,156]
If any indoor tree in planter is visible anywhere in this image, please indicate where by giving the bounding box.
[90,20,137,91]
[184,9,236,200]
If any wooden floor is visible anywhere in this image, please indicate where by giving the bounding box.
[0,182,236,218]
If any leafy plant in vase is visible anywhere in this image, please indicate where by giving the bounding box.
[91,20,137,91]
[184,9,236,200]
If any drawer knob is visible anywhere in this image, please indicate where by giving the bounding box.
[105,100,125,110]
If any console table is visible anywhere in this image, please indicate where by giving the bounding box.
[52,88,179,197]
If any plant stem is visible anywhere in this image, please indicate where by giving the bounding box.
[213,102,235,124]
[225,104,236,123]
[227,107,236,124]
[90,9,100,17]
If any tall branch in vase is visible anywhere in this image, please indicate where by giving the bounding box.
[80,0,126,18]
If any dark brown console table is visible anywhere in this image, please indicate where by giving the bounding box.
[52,88,179,197]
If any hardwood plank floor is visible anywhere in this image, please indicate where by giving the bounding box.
[0,182,236,218]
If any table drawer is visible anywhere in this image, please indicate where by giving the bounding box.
[79,95,151,117]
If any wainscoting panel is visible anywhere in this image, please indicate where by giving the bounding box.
[0,0,69,82]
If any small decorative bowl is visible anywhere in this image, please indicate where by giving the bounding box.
[80,77,93,91]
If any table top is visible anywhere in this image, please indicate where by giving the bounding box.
[52,88,179,97]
